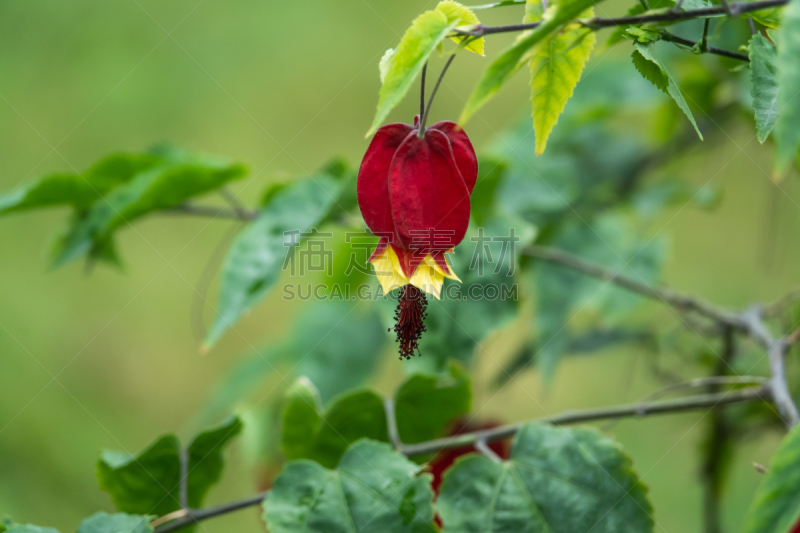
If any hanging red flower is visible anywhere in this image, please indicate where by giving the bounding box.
[357,115,477,359]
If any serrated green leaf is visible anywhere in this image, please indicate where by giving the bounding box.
[369,10,459,136]
[97,418,241,519]
[460,0,604,125]
[530,11,596,155]
[53,150,246,267]
[749,33,779,143]
[774,0,800,174]
[633,43,703,139]
[77,513,153,533]
[0,153,159,216]
[631,48,669,92]
[204,173,342,348]
[436,1,485,55]
[437,423,654,533]
[395,361,471,444]
[281,380,388,468]
[744,427,800,533]
[264,440,434,533]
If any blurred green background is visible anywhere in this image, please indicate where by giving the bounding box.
[1,0,799,532]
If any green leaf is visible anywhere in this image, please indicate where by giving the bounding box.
[395,361,471,445]
[436,1,485,55]
[631,47,669,92]
[380,48,396,83]
[204,173,342,348]
[53,149,246,267]
[77,513,153,533]
[0,153,159,216]
[281,379,388,468]
[437,423,654,533]
[459,0,604,125]
[97,435,182,517]
[369,9,459,136]
[264,440,434,533]
[744,427,800,533]
[749,33,779,143]
[751,7,783,28]
[632,44,703,139]
[186,416,243,506]
[97,417,242,518]
[774,0,800,173]
[530,10,596,155]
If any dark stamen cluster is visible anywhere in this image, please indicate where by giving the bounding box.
[391,284,428,360]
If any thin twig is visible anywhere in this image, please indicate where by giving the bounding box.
[456,0,788,36]
[418,54,457,135]
[153,492,269,533]
[475,439,503,462]
[400,386,767,455]
[662,32,749,61]
[420,62,427,119]
[383,398,404,450]
[522,246,747,329]
[740,308,800,427]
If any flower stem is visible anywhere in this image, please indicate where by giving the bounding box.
[420,62,427,120]
[418,54,457,137]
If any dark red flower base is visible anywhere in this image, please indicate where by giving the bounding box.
[392,284,428,360]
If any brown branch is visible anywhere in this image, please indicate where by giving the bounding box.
[457,0,787,36]
[662,32,749,61]
[522,245,747,329]
[740,308,800,427]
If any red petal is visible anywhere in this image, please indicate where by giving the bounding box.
[368,237,390,262]
[357,123,415,238]
[389,129,471,259]
[392,244,426,278]
[431,121,478,195]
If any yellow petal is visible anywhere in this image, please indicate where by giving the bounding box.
[370,246,408,295]
[409,260,444,300]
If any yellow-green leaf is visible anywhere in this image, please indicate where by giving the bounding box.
[379,47,395,83]
[774,0,800,174]
[530,11,596,155]
[459,0,604,126]
[368,10,458,136]
[436,0,485,55]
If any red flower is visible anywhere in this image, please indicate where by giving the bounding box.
[357,116,477,358]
